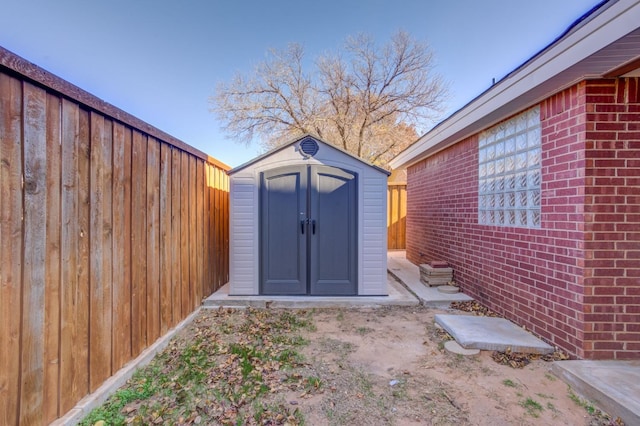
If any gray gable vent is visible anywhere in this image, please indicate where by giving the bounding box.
[299,137,319,157]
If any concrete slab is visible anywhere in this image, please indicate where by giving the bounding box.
[387,251,473,307]
[203,274,420,309]
[444,341,480,356]
[435,314,554,354]
[552,360,640,426]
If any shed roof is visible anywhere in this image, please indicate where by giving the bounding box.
[389,0,640,170]
[228,134,391,176]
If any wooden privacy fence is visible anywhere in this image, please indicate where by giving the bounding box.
[387,183,407,249]
[0,46,230,425]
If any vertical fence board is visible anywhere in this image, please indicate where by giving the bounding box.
[159,142,172,334]
[59,100,78,414]
[213,167,220,289]
[180,152,190,317]
[216,169,226,286]
[216,166,224,286]
[89,114,113,391]
[77,107,91,402]
[188,156,197,311]
[399,186,406,249]
[122,127,132,354]
[388,186,396,248]
[170,148,181,327]
[146,138,161,344]
[60,100,89,413]
[223,169,229,283]
[44,93,62,423]
[195,160,204,301]
[205,164,213,295]
[131,131,147,354]
[387,184,407,250]
[213,168,221,290]
[203,164,210,296]
[210,165,217,290]
[0,72,23,426]
[210,167,218,291]
[112,122,132,371]
[20,81,48,425]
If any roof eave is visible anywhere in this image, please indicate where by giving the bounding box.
[389,0,640,170]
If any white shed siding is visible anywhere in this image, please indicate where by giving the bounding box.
[229,138,389,295]
[360,175,388,295]
[229,177,258,295]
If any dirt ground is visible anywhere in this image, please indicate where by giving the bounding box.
[274,305,617,426]
[84,301,622,425]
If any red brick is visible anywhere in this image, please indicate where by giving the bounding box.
[586,83,616,95]
[406,79,639,360]
[617,333,640,341]
[620,132,640,140]
[593,323,625,332]
[595,122,626,131]
[620,113,640,121]
[593,341,624,350]
[585,350,616,359]
[616,314,640,322]
[616,351,640,359]
[584,332,615,341]
[594,104,626,113]
[627,324,640,332]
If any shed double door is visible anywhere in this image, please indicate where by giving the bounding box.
[260,165,357,295]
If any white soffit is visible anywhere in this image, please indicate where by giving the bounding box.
[390,0,640,170]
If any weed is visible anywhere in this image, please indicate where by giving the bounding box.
[520,397,544,418]
[323,406,337,422]
[536,392,554,400]
[568,388,597,415]
[502,379,517,388]
[272,334,309,346]
[273,310,314,330]
[391,380,408,400]
[304,375,322,390]
[354,370,375,398]
[545,372,557,381]
[356,326,374,335]
[277,348,303,366]
[79,369,160,425]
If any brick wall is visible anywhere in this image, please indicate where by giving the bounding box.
[407,79,639,359]
[583,78,640,359]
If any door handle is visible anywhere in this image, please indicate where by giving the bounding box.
[301,220,305,234]
[312,220,316,235]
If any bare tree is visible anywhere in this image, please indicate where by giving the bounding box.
[211,31,448,167]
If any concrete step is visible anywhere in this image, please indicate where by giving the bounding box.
[552,360,640,426]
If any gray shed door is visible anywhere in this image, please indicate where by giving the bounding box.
[260,165,357,295]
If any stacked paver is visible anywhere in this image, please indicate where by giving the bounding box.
[419,262,453,287]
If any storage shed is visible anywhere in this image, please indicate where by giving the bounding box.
[228,135,390,296]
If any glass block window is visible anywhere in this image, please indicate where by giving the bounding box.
[478,106,541,228]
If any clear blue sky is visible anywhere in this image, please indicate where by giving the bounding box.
[1,0,601,167]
